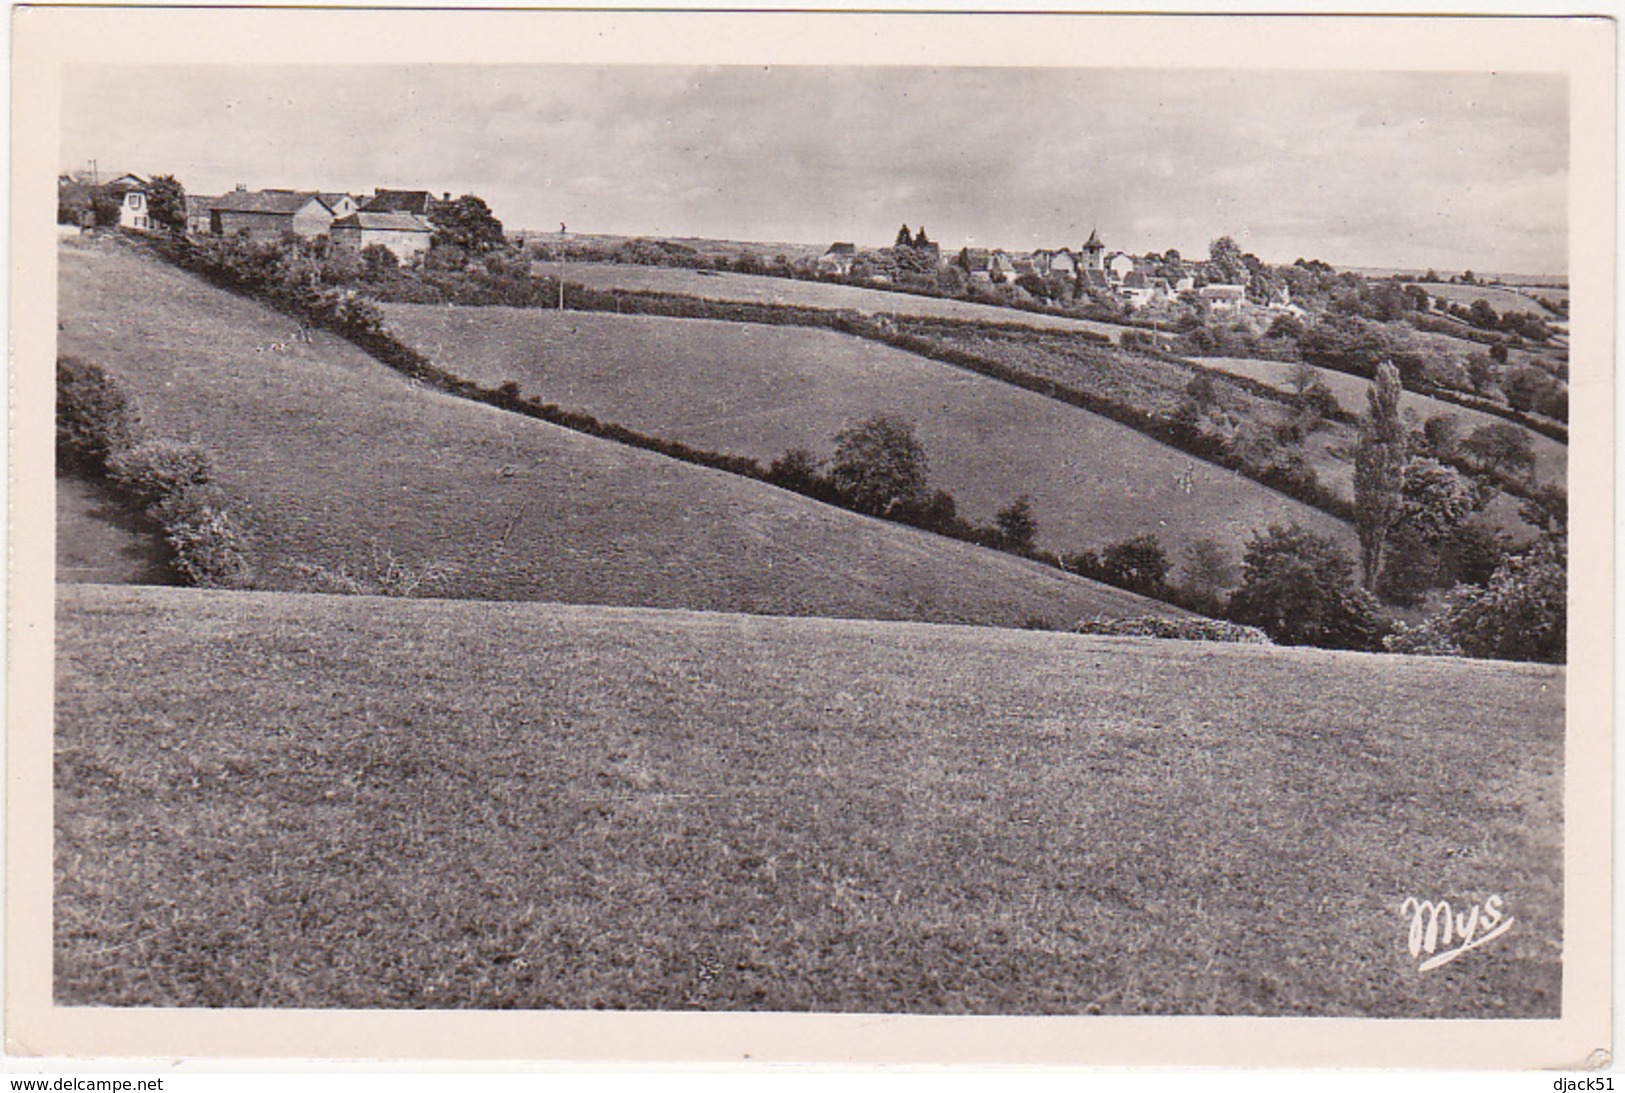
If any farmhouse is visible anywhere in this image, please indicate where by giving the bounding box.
[210,189,339,242]
[319,193,360,218]
[362,189,448,216]
[1120,269,1171,310]
[117,188,151,232]
[1200,283,1248,311]
[817,242,857,277]
[330,211,434,262]
[957,247,994,284]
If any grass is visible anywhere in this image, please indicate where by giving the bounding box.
[1413,283,1564,318]
[56,474,177,586]
[56,241,1179,628]
[383,304,1355,559]
[56,582,1563,1016]
[540,261,1131,341]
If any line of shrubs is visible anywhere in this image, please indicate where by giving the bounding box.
[57,356,254,588]
[1071,615,1273,645]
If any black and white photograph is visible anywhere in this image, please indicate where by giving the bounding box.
[8,6,1615,1071]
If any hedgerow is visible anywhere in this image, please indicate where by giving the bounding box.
[1071,615,1273,645]
[56,353,254,589]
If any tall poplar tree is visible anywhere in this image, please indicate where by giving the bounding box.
[1354,360,1407,590]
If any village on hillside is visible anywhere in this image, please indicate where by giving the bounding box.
[56,169,457,262]
[817,225,1290,317]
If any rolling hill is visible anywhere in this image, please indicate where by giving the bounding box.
[55,582,1564,1015]
[382,303,1357,559]
[537,260,1131,341]
[55,240,1175,628]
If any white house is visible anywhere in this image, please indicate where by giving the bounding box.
[1200,284,1248,311]
[118,189,151,231]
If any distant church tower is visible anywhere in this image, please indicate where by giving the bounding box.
[1082,228,1106,272]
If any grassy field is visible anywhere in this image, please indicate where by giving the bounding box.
[1197,356,1567,487]
[56,241,1176,628]
[520,231,826,265]
[540,261,1131,341]
[383,304,1355,559]
[1413,283,1565,318]
[56,476,175,586]
[56,583,1564,1015]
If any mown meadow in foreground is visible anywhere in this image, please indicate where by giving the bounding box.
[56,584,1563,1016]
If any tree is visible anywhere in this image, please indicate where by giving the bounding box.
[1407,538,1566,663]
[1465,353,1497,396]
[1207,235,1246,284]
[912,226,932,247]
[1467,298,1499,331]
[1501,365,1551,414]
[1418,413,1461,459]
[143,174,188,234]
[1375,457,1483,606]
[1226,523,1386,650]
[1353,361,1407,589]
[828,415,929,517]
[429,194,505,254]
[1099,534,1170,593]
[1460,421,1536,483]
[91,190,124,229]
[1179,537,1238,601]
[994,496,1038,554]
[1400,458,1482,546]
[895,223,914,249]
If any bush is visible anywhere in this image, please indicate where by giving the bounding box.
[994,495,1038,554]
[1384,538,1565,663]
[153,483,255,588]
[1071,615,1272,645]
[1226,523,1390,650]
[1099,534,1170,593]
[107,438,213,508]
[57,356,135,474]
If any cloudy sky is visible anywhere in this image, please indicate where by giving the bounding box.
[62,65,1567,274]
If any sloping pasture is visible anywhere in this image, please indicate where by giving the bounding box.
[55,242,1173,627]
[1414,282,1564,318]
[383,304,1356,559]
[543,261,1130,340]
[56,583,1563,1016]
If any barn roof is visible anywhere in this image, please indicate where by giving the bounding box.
[210,190,324,216]
[362,190,437,214]
[332,212,433,233]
